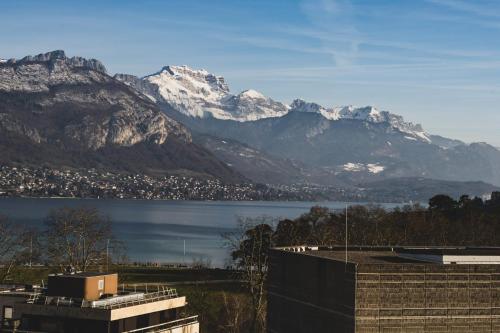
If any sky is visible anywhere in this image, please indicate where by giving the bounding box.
[1,0,499,145]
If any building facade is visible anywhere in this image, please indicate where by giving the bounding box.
[267,246,500,333]
[0,272,199,333]
[0,285,36,330]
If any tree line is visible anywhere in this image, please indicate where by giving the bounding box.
[271,192,500,247]
[0,207,123,283]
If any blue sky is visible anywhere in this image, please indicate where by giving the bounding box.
[1,0,499,145]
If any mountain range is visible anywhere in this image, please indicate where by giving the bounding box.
[115,62,500,188]
[1,50,499,200]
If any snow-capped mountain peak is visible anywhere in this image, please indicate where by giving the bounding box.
[349,106,381,121]
[239,89,266,100]
[158,65,229,93]
[290,99,324,113]
[117,65,431,141]
[290,98,339,120]
[139,65,287,121]
[289,98,430,142]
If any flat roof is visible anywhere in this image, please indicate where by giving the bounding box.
[275,246,500,265]
[397,247,500,256]
[48,272,116,278]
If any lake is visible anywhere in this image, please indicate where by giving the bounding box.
[0,198,398,267]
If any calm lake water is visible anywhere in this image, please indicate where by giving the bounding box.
[0,198,398,267]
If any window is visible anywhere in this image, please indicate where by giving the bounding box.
[3,306,13,319]
[98,279,104,290]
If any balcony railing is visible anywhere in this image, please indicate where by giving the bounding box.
[92,289,179,310]
[28,288,179,310]
[1,316,198,333]
[122,315,199,333]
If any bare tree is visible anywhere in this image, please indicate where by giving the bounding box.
[17,228,43,267]
[219,292,250,333]
[0,215,26,282]
[224,217,275,333]
[44,207,118,272]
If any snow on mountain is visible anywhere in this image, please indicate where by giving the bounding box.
[0,59,7,63]
[222,90,289,121]
[343,162,385,174]
[121,65,431,142]
[143,65,229,119]
[289,99,336,119]
[240,89,265,99]
[290,99,431,143]
[142,65,287,121]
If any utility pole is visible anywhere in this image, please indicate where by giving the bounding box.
[82,236,86,272]
[183,240,186,264]
[345,204,348,264]
[29,235,33,268]
[106,239,110,272]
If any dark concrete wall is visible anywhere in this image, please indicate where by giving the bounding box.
[267,249,356,333]
[355,264,500,333]
[19,308,178,333]
[47,276,85,299]
[21,314,109,333]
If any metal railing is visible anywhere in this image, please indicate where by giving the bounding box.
[122,316,199,333]
[92,289,179,310]
[1,328,47,333]
[27,288,179,310]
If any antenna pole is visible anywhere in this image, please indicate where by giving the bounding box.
[106,239,110,272]
[29,235,33,268]
[82,236,85,271]
[345,204,348,264]
[183,240,186,264]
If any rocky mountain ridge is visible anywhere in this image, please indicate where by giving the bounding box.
[0,50,191,149]
[0,51,242,181]
[116,64,430,142]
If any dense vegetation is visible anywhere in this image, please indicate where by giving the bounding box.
[271,192,500,247]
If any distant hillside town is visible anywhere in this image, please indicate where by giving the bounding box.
[0,166,350,201]
[1,166,498,203]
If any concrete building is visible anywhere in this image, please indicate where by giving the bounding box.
[267,246,500,333]
[0,285,38,329]
[0,272,199,333]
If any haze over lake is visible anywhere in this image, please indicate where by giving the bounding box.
[0,198,399,267]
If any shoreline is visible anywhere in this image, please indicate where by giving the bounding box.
[0,195,407,205]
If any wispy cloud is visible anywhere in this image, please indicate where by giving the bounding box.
[224,59,500,79]
[276,24,500,60]
[426,0,500,18]
[299,0,361,67]
[294,0,500,70]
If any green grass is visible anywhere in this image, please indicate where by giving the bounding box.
[4,265,242,285]
[3,266,53,285]
[116,266,241,284]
